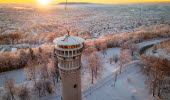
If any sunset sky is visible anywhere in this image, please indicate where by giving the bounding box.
[0,0,170,3]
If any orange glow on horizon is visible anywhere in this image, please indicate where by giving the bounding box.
[0,0,170,3]
[38,0,51,5]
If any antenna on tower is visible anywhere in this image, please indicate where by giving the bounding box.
[65,0,70,36]
[62,0,70,41]
[65,0,68,10]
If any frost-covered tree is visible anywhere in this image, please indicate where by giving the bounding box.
[24,61,37,87]
[17,84,30,100]
[35,79,55,97]
[28,48,34,60]
[18,49,28,68]
[119,49,131,74]
[100,41,107,56]
[141,55,170,98]
[83,46,97,56]
[48,58,59,85]
[87,51,102,84]
[38,47,43,54]
[110,54,119,64]
[121,41,139,56]
[4,77,16,100]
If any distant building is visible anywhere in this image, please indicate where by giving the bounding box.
[53,34,84,100]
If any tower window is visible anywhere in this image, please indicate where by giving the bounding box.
[74,84,77,88]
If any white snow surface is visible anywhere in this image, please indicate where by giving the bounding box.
[137,38,170,48]
[81,48,120,90]
[53,34,85,46]
[82,61,155,100]
[0,39,169,100]
[11,48,17,52]
[0,69,25,86]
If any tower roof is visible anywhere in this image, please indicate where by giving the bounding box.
[53,34,85,46]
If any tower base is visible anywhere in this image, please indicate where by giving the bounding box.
[60,69,82,100]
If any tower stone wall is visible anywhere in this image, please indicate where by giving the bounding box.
[53,35,84,100]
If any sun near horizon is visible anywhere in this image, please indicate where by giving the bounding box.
[37,0,51,5]
[0,0,170,4]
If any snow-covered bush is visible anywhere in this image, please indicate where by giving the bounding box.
[86,51,103,84]
[0,32,21,45]
[3,77,16,100]
[141,55,170,98]
[119,49,131,74]
[17,84,30,100]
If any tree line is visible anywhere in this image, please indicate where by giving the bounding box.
[0,32,21,45]
[1,46,59,100]
[140,55,170,99]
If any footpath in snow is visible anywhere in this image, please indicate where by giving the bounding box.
[0,38,169,100]
[81,38,170,100]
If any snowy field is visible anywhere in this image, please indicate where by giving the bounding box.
[82,39,170,100]
[83,61,155,100]
[0,3,170,36]
[0,47,121,99]
[0,2,170,100]
[0,39,168,100]
[81,48,120,89]
[144,39,170,59]
[0,48,120,88]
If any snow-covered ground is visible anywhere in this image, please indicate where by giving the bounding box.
[81,48,120,89]
[144,44,170,59]
[82,61,155,100]
[137,38,170,48]
[0,69,25,87]
[0,39,169,100]
[82,39,170,100]
[1,3,170,36]
[138,38,170,57]
[0,2,170,99]
[0,44,39,53]
[0,48,120,88]
[0,47,120,100]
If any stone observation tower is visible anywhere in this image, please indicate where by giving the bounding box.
[53,34,85,100]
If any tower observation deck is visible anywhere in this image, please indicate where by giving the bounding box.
[53,34,84,100]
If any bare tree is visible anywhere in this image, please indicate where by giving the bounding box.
[121,41,139,56]
[94,39,101,50]
[28,48,34,61]
[43,80,55,95]
[83,46,97,56]
[37,54,50,81]
[100,42,107,56]
[113,54,119,63]
[38,47,43,54]
[141,55,170,98]
[53,48,59,83]
[24,61,37,87]
[109,56,113,64]
[47,58,59,85]
[18,49,28,68]
[87,51,102,84]
[10,33,21,45]
[119,49,131,74]
[17,84,30,100]
[110,54,119,64]
[35,80,43,97]
[4,77,16,100]
[35,79,55,97]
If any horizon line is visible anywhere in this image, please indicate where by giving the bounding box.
[0,1,170,4]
